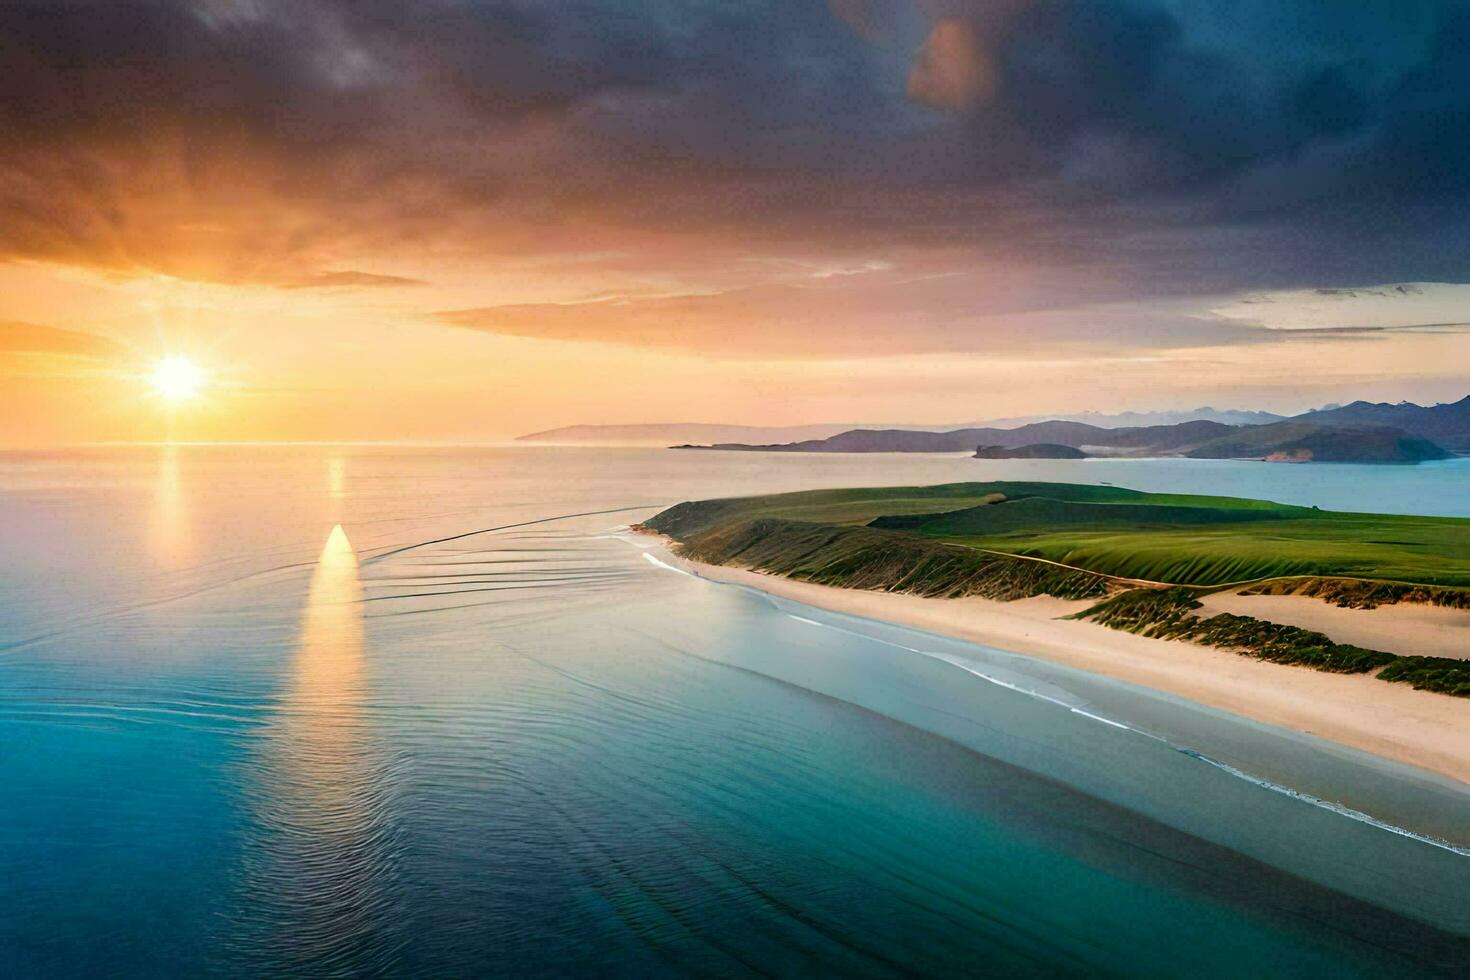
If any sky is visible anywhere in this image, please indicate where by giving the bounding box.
[3,0,1470,445]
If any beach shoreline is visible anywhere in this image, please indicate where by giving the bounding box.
[642,537,1470,786]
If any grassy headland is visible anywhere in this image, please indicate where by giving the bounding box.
[644,481,1470,696]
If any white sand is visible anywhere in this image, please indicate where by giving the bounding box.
[1199,591,1470,660]
[650,542,1470,786]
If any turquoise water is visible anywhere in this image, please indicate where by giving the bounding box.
[1,446,1468,976]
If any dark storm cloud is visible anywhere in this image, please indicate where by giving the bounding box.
[3,0,1470,299]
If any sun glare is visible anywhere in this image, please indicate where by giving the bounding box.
[149,355,206,402]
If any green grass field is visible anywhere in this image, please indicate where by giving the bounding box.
[935,519,1470,587]
[645,483,1013,539]
[649,481,1470,589]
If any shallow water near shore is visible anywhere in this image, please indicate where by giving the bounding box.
[2,445,1469,976]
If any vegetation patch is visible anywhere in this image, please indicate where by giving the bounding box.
[672,518,1112,601]
[1238,577,1470,610]
[1074,588,1468,695]
[1377,657,1470,697]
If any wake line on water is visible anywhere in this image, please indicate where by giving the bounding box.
[0,558,319,657]
[5,507,661,656]
[635,552,1470,857]
[361,505,660,563]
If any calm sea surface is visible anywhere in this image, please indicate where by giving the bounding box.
[2,446,1469,977]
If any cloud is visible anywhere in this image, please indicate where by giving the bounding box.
[437,271,1261,359]
[0,321,123,378]
[907,19,995,111]
[282,270,427,289]
[0,321,121,358]
[2,0,1470,332]
[1210,281,1470,333]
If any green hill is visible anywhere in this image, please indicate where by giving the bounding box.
[647,481,1470,588]
[644,481,1470,695]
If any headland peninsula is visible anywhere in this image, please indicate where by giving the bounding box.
[641,481,1470,781]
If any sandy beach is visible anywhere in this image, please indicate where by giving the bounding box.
[651,543,1470,786]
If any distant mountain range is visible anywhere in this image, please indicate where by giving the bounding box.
[973,407,1288,428]
[514,422,947,446]
[685,419,1236,455]
[1294,396,1470,452]
[515,406,1287,445]
[522,395,1469,464]
[669,396,1470,464]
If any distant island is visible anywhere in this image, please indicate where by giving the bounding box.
[974,443,1088,459]
[663,395,1470,464]
[642,481,1470,700]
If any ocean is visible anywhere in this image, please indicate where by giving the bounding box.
[2,445,1468,976]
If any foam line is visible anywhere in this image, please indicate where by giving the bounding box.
[1176,749,1470,857]
[773,601,1470,857]
[642,552,695,576]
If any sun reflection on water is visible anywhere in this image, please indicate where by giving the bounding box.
[327,456,347,503]
[149,444,191,566]
[291,524,364,720]
[237,524,398,973]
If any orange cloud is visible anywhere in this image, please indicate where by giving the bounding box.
[0,320,120,358]
[435,271,1255,360]
[0,321,123,383]
[907,19,996,111]
[281,271,427,289]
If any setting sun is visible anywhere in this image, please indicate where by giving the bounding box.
[149,355,206,403]
[4,5,1470,975]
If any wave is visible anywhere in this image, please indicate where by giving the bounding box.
[1177,749,1470,858]
[636,552,1470,859]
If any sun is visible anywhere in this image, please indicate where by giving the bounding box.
[149,355,206,402]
